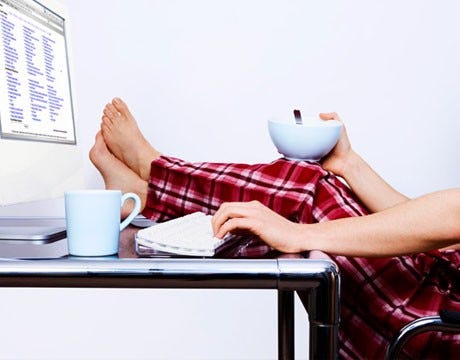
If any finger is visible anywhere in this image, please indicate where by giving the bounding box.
[212,202,257,236]
[212,202,247,235]
[212,203,234,235]
[215,216,256,239]
[319,112,340,121]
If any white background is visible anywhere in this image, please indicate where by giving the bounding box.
[0,0,459,359]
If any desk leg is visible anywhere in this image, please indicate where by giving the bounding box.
[297,286,339,360]
[309,322,338,359]
[278,290,295,360]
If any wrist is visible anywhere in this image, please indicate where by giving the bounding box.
[290,223,324,253]
[286,223,308,253]
[337,150,364,180]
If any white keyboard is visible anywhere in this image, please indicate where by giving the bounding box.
[135,212,236,257]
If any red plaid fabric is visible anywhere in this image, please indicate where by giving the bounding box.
[143,156,367,222]
[336,250,460,359]
[142,155,460,359]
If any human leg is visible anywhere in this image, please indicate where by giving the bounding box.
[89,131,148,218]
[333,251,460,359]
[142,155,366,222]
[101,97,161,181]
[97,99,366,222]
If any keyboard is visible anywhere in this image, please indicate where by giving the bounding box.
[135,212,238,257]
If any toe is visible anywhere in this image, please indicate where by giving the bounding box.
[95,130,102,141]
[112,97,133,119]
[104,102,114,114]
[100,123,111,138]
[89,133,105,165]
[106,103,120,118]
[103,107,117,120]
[102,114,113,126]
[103,105,113,118]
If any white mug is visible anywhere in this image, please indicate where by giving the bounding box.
[65,190,141,256]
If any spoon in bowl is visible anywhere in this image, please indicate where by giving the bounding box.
[293,109,302,125]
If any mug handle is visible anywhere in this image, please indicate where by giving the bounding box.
[120,192,141,231]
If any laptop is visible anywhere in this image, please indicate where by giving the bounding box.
[0,217,68,259]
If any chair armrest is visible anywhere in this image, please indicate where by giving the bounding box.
[385,309,460,359]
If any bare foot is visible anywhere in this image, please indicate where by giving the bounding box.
[101,97,161,181]
[89,131,148,219]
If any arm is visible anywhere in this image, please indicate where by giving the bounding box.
[212,188,460,257]
[302,188,460,256]
[319,113,408,213]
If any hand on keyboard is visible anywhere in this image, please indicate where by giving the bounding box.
[135,212,237,257]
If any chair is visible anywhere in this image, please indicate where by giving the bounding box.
[385,309,460,359]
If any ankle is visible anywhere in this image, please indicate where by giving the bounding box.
[139,149,161,181]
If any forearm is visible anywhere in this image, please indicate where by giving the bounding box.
[338,151,409,213]
[298,188,460,257]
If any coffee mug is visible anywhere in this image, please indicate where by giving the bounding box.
[65,190,141,256]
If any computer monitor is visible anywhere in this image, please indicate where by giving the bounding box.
[0,0,84,207]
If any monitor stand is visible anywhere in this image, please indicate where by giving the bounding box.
[0,217,68,259]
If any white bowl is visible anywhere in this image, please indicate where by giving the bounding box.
[268,117,342,161]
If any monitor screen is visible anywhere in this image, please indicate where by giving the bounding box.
[0,0,83,206]
[0,0,76,144]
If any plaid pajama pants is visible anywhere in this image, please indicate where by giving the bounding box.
[142,155,460,359]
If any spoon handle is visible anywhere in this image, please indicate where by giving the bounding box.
[293,109,302,125]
